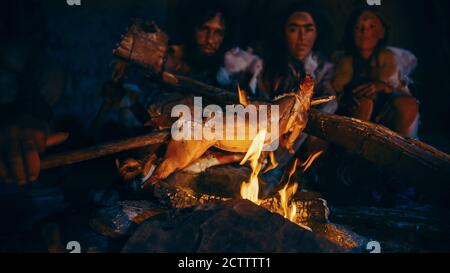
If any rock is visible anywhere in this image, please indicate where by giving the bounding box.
[122,199,345,253]
[0,185,65,241]
[90,200,166,238]
[57,212,112,253]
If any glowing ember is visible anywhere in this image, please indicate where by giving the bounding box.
[240,129,266,205]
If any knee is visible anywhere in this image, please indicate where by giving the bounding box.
[391,96,418,120]
[357,98,374,109]
[351,98,374,120]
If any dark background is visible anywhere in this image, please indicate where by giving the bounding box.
[2,0,450,151]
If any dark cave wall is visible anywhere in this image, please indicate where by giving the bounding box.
[2,0,170,124]
[2,0,449,147]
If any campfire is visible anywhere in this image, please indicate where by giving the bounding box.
[35,70,450,253]
[38,68,450,253]
[37,21,450,253]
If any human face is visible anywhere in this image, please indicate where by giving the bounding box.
[285,12,317,61]
[354,11,386,54]
[195,14,225,56]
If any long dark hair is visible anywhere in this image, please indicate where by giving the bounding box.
[262,1,331,95]
[342,6,390,58]
[176,0,233,70]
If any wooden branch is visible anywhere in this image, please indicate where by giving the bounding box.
[162,72,239,104]
[305,109,450,189]
[41,131,169,170]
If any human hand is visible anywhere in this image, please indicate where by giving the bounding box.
[352,81,392,99]
[0,116,68,185]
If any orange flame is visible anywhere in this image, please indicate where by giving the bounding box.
[279,182,299,221]
[237,84,249,106]
[240,129,266,205]
[278,158,299,222]
[299,150,324,172]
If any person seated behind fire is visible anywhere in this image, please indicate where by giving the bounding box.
[331,6,419,139]
[96,1,233,131]
[255,1,338,169]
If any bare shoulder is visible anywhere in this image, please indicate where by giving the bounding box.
[378,48,397,63]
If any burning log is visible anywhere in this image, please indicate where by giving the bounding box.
[330,206,450,252]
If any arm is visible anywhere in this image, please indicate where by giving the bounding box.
[377,49,411,95]
[351,50,409,99]
[0,44,68,185]
[331,55,354,95]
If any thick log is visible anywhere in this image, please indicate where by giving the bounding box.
[41,131,169,170]
[330,206,450,252]
[305,109,450,188]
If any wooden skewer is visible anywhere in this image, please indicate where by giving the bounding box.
[41,131,169,170]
